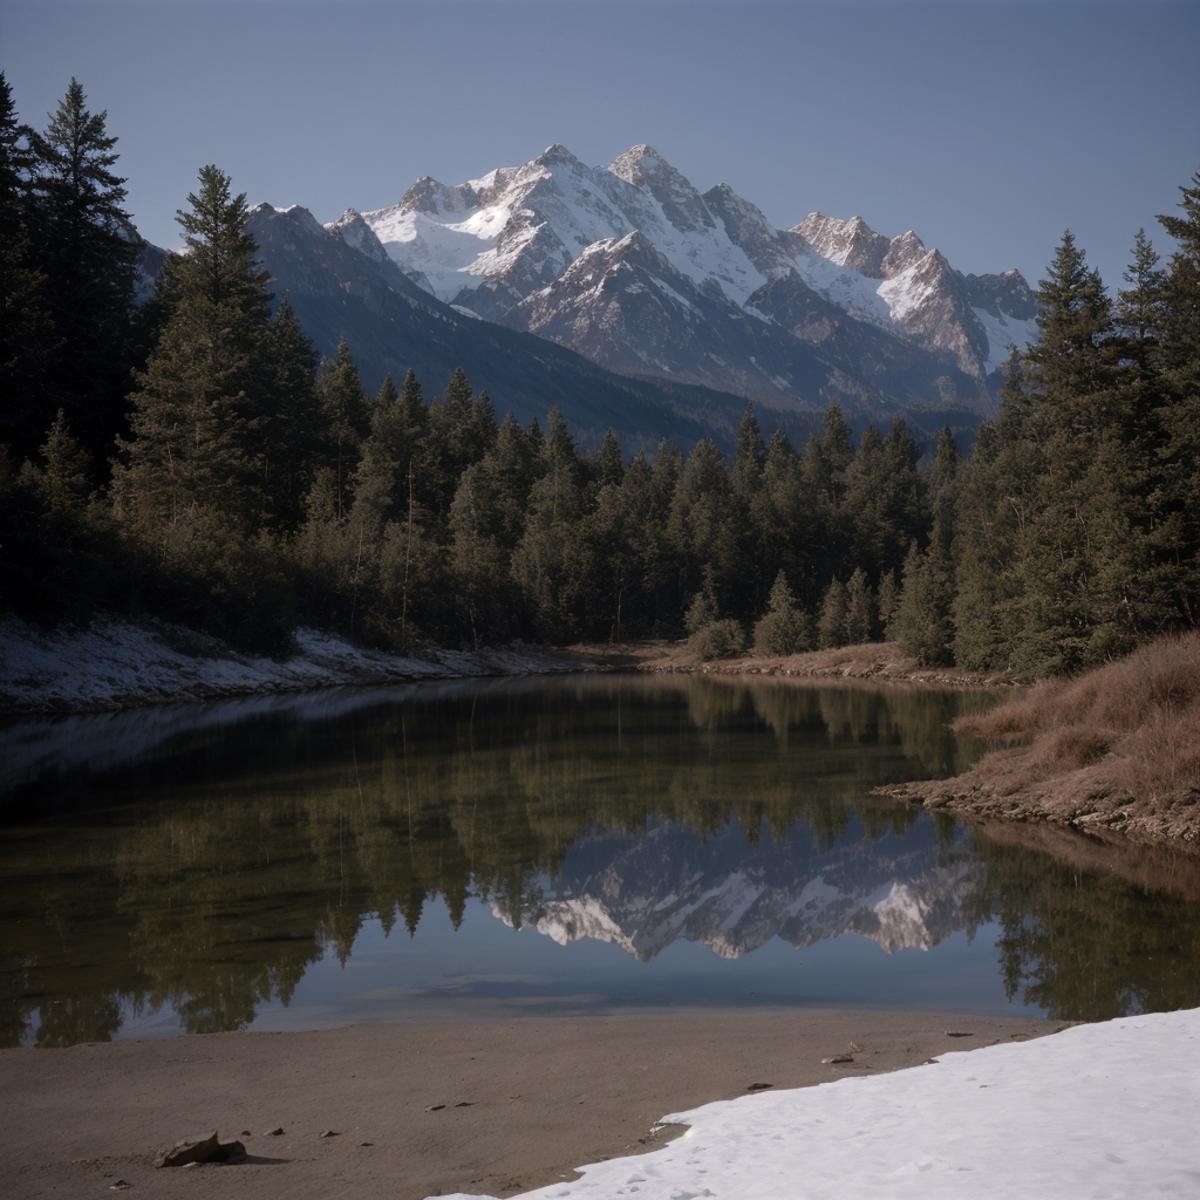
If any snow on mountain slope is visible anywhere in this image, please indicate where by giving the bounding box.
[364,144,768,310]
[360,144,1037,411]
[241,200,764,451]
[972,304,1040,372]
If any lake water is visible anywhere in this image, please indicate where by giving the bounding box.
[2,674,1198,1048]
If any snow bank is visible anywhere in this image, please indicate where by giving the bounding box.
[437,1007,1200,1200]
[0,615,587,714]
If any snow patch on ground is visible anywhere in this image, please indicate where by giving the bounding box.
[0,615,586,715]
[436,1006,1200,1200]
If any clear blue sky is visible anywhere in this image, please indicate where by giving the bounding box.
[5,1,1198,289]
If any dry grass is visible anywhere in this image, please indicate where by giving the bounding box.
[891,633,1200,844]
[957,633,1200,803]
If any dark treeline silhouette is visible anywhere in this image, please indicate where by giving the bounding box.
[2,73,1198,674]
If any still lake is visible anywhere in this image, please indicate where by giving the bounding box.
[2,674,1199,1048]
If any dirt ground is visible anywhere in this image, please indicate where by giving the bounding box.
[0,1008,1059,1200]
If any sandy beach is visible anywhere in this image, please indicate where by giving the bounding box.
[0,1009,1058,1200]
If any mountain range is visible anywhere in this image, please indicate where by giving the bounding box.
[146,144,1041,449]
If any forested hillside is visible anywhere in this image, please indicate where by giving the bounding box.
[2,75,1197,675]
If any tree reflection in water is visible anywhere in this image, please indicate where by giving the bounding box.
[2,676,1197,1047]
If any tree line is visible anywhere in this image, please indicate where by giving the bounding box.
[2,73,1197,674]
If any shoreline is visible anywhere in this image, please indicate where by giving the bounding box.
[1,620,1019,720]
[877,771,1200,849]
[573,639,1027,691]
[0,1008,1059,1200]
[0,614,596,717]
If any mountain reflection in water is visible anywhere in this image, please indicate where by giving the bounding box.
[2,675,1198,1048]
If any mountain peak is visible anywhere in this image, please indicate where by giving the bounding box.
[326,207,394,269]
[794,212,890,276]
[250,203,325,240]
[397,174,474,217]
[609,143,716,234]
[882,229,928,276]
[609,143,674,182]
[535,143,582,168]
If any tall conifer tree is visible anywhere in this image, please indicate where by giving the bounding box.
[0,72,52,458]
[29,78,137,464]
[118,165,273,531]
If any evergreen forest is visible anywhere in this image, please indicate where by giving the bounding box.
[3,74,1199,677]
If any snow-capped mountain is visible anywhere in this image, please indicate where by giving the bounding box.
[360,144,1038,414]
[240,201,768,449]
[493,818,981,963]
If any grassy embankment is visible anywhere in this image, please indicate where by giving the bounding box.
[878,633,1200,845]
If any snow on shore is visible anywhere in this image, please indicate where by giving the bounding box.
[439,1007,1200,1200]
[0,615,587,714]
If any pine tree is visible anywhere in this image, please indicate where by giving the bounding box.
[844,567,874,645]
[592,427,624,489]
[543,405,578,474]
[815,402,853,505]
[754,570,812,655]
[293,467,349,628]
[667,438,742,618]
[683,564,746,660]
[876,569,899,639]
[1154,170,1200,629]
[883,417,927,562]
[118,164,273,531]
[1013,231,1117,671]
[732,402,776,613]
[1083,231,1172,648]
[816,578,847,648]
[28,78,137,464]
[893,536,953,666]
[0,72,52,459]
[350,374,409,536]
[842,424,887,578]
[620,448,675,631]
[684,565,720,635]
[20,409,91,513]
[449,461,514,647]
[511,443,587,640]
[316,339,370,516]
[955,345,1047,670]
[732,402,766,492]
[423,367,495,521]
[763,428,821,606]
[893,541,929,661]
[583,475,634,640]
[263,294,325,529]
[487,412,538,547]
[929,426,959,509]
